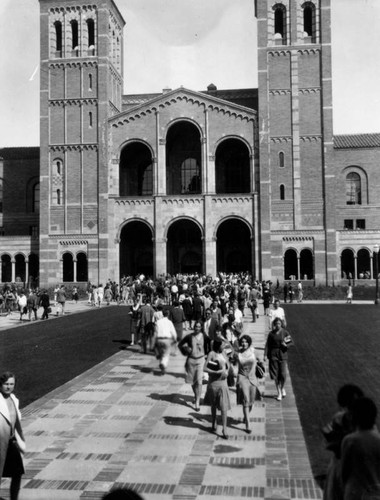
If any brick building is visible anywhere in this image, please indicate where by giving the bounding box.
[1,0,379,288]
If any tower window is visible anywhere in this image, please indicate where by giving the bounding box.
[87,19,95,48]
[57,189,61,205]
[279,152,285,168]
[274,5,287,43]
[89,74,92,90]
[303,2,316,40]
[280,184,285,200]
[71,20,79,51]
[89,111,93,128]
[56,160,61,175]
[54,21,62,52]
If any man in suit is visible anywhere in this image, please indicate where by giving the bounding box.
[203,308,219,342]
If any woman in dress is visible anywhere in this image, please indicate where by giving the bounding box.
[234,334,261,434]
[0,372,25,500]
[204,339,231,439]
[128,297,142,346]
[263,317,292,401]
[178,321,210,411]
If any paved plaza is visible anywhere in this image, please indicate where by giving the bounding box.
[0,302,322,500]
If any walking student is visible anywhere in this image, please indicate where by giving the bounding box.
[153,310,177,375]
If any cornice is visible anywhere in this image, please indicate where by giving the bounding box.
[49,61,98,69]
[49,99,98,106]
[49,144,98,152]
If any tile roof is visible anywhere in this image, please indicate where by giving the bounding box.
[334,133,380,149]
[0,147,40,160]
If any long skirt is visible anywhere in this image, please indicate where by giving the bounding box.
[2,439,24,478]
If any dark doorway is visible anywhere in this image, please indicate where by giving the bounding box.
[284,249,298,280]
[167,220,203,275]
[215,138,250,194]
[119,142,153,196]
[300,249,314,280]
[120,221,153,278]
[341,249,354,280]
[216,219,252,273]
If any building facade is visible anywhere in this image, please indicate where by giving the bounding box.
[1,0,379,288]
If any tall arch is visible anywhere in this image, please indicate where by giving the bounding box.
[29,253,39,286]
[167,219,203,275]
[216,218,252,273]
[62,252,74,282]
[166,121,202,195]
[120,220,153,278]
[284,249,298,280]
[1,254,11,283]
[215,138,250,194]
[119,142,153,196]
[341,249,354,279]
[76,252,88,282]
[300,248,314,280]
[15,254,26,282]
[346,172,361,205]
[357,248,370,279]
[302,2,316,40]
[273,4,287,44]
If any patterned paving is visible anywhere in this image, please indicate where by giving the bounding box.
[0,305,322,499]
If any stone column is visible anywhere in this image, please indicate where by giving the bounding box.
[73,259,77,282]
[11,259,15,283]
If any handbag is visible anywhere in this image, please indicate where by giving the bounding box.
[255,360,265,379]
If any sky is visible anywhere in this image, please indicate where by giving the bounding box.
[0,0,379,147]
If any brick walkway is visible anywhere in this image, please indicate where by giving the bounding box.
[0,303,322,499]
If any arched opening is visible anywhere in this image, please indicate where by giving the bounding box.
[303,2,315,39]
[1,255,11,283]
[280,184,285,200]
[346,172,361,205]
[279,151,285,168]
[54,21,62,53]
[300,248,314,280]
[284,249,298,280]
[341,249,354,279]
[166,122,202,195]
[120,221,153,278]
[62,253,74,282]
[87,19,95,48]
[215,139,250,194]
[15,254,26,282]
[119,142,153,196]
[77,252,88,282]
[167,220,203,275]
[274,5,287,42]
[71,20,79,51]
[357,248,370,279]
[216,219,252,273]
[29,253,39,287]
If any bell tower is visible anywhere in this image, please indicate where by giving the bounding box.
[39,0,125,287]
[256,0,336,284]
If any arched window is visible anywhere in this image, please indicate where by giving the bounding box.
[52,159,64,205]
[119,142,153,196]
[33,183,40,213]
[357,248,370,279]
[76,252,88,282]
[300,249,314,279]
[284,249,298,280]
[341,249,355,279]
[279,151,285,168]
[181,158,200,194]
[56,160,61,175]
[89,74,92,90]
[87,19,95,54]
[303,2,316,40]
[71,20,79,51]
[89,111,93,128]
[346,172,361,205]
[215,138,250,194]
[274,5,287,43]
[62,253,74,282]
[54,21,62,53]
[57,189,61,205]
[280,184,285,200]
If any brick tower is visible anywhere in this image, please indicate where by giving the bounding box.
[256,0,336,284]
[39,0,124,287]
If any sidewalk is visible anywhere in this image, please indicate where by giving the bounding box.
[0,304,322,500]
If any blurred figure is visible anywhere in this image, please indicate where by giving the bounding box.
[153,309,177,375]
[103,488,144,499]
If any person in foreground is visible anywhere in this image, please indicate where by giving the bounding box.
[263,318,292,401]
[341,396,380,500]
[233,335,261,434]
[322,384,364,500]
[103,487,144,499]
[204,339,231,439]
[153,309,177,375]
[0,372,25,500]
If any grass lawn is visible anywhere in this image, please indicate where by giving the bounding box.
[0,306,132,407]
[285,304,380,483]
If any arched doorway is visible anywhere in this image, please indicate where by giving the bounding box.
[120,221,153,278]
[166,122,202,195]
[356,248,370,279]
[62,252,74,282]
[300,248,314,280]
[119,142,153,196]
[15,254,26,282]
[167,219,203,275]
[1,255,11,283]
[215,138,250,194]
[284,249,298,280]
[77,252,88,282]
[216,219,252,273]
[341,249,354,279]
[28,253,39,288]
